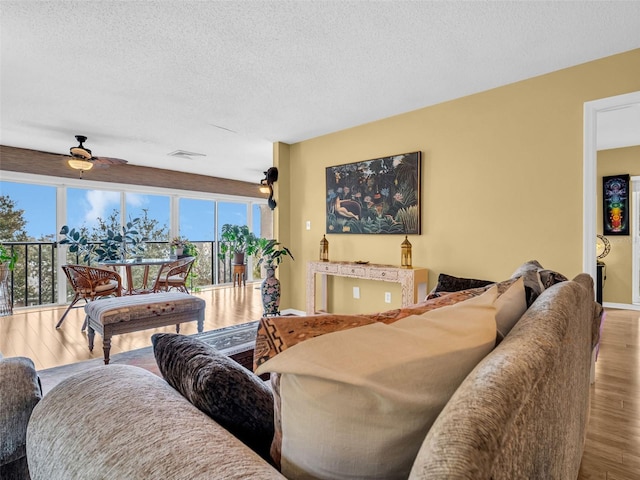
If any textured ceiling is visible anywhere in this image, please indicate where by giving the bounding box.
[1,1,639,183]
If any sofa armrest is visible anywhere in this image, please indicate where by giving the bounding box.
[0,356,42,466]
[27,365,284,480]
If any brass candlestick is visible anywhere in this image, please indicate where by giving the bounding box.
[320,234,329,262]
[401,235,412,268]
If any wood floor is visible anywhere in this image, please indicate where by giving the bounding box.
[0,284,265,370]
[1,295,638,478]
[578,308,640,480]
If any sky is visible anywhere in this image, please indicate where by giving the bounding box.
[0,181,261,241]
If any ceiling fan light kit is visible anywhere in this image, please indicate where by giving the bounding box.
[68,158,94,171]
[66,135,128,174]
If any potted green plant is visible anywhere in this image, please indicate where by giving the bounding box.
[256,238,294,316]
[60,218,148,263]
[0,243,18,281]
[172,236,198,258]
[59,226,94,263]
[218,224,259,265]
[256,238,294,268]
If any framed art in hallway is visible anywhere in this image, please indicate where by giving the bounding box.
[325,151,421,235]
[603,174,629,236]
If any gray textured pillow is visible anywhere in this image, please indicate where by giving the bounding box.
[151,333,274,462]
[510,260,545,306]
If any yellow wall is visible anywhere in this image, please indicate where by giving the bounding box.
[597,146,640,304]
[278,49,640,314]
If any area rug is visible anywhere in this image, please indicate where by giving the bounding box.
[38,321,260,395]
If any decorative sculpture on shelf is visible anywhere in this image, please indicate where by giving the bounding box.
[320,235,329,262]
[401,235,412,268]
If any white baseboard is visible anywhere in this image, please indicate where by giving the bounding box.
[603,302,640,311]
[280,308,305,316]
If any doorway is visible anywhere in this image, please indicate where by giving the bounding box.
[584,91,640,309]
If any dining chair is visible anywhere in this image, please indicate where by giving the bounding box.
[56,265,122,329]
[151,257,195,293]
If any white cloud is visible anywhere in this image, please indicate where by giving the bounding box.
[126,193,146,208]
[84,190,120,226]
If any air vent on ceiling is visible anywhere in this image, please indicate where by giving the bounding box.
[168,150,207,159]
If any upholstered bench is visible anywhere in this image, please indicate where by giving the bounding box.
[85,292,205,364]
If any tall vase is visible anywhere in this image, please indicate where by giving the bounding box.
[261,266,280,316]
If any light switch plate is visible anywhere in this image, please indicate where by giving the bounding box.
[353,287,360,299]
[306,221,311,230]
[384,292,392,303]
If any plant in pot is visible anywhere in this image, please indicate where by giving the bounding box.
[256,238,294,316]
[59,226,95,263]
[170,236,190,257]
[60,218,148,263]
[0,243,18,280]
[218,224,259,265]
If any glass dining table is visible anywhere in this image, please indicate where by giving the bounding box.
[99,258,175,295]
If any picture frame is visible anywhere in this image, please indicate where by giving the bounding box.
[325,151,421,234]
[602,174,629,236]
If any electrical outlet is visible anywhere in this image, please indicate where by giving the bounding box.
[353,287,360,299]
[384,292,391,303]
[306,221,311,230]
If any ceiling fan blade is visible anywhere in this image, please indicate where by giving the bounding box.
[92,156,128,166]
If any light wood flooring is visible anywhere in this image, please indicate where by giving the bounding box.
[0,284,265,370]
[1,296,638,478]
[578,308,640,480]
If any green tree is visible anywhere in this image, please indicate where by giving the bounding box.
[0,195,56,306]
[0,195,28,241]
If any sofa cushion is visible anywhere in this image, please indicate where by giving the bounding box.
[432,272,494,294]
[151,333,274,461]
[539,269,569,289]
[510,260,545,306]
[494,276,527,341]
[255,288,498,480]
[510,260,569,306]
[254,287,489,370]
[0,356,42,466]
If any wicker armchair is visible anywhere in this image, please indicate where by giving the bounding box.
[56,265,122,329]
[151,257,195,293]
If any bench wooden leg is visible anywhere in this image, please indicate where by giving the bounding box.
[88,326,95,352]
[102,335,112,365]
[176,324,180,333]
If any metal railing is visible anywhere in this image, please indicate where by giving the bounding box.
[0,240,253,309]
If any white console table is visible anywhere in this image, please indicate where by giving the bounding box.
[306,261,428,315]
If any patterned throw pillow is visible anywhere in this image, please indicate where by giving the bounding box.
[510,260,569,306]
[151,333,274,462]
[433,273,495,293]
[539,269,569,289]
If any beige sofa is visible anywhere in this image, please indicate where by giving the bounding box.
[26,273,601,479]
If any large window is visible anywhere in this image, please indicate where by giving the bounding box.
[67,187,120,233]
[217,202,248,235]
[179,198,215,241]
[0,181,57,306]
[126,193,170,239]
[0,173,269,307]
[0,181,56,241]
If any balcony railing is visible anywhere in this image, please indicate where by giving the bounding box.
[0,240,257,310]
